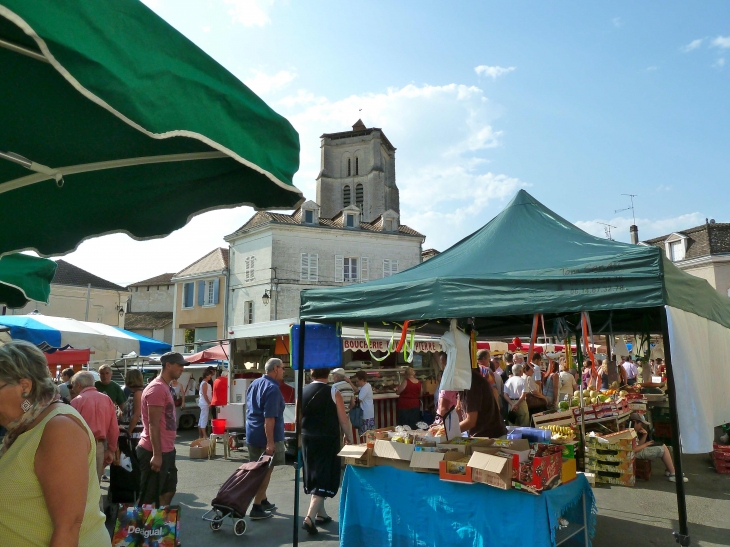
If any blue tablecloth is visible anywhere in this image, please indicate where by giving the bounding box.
[339,466,596,547]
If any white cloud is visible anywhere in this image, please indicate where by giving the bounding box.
[711,36,730,49]
[574,213,705,243]
[612,17,623,28]
[681,38,703,52]
[243,70,296,95]
[224,0,273,27]
[279,82,525,251]
[474,65,516,79]
[713,58,726,68]
[646,66,658,71]
[203,25,211,33]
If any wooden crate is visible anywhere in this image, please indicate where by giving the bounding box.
[532,410,577,428]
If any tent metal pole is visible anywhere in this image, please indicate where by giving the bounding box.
[660,307,690,546]
[293,320,306,547]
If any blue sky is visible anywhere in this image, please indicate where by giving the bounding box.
[62,1,730,284]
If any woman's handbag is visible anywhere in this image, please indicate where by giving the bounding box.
[349,403,363,430]
[526,391,547,413]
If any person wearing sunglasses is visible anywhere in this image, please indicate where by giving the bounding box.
[0,340,110,546]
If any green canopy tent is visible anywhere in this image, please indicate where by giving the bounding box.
[0,253,56,308]
[301,190,730,545]
[0,0,302,257]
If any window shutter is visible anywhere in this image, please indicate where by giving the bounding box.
[335,255,344,282]
[311,254,319,281]
[300,253,309,280]
[392,260,398,275]
[213,278,220,304]
[383,259,389,278]
[361,257,369,282]
[197,280,205,306]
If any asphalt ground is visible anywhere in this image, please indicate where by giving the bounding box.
[102,430,730,546]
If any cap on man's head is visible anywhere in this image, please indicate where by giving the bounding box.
[160,352,189,366]
[630,412,650,425]
[331,368,346,376]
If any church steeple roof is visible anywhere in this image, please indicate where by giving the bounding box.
[352,119,366,131]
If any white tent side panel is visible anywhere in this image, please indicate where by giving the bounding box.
[666,305,730,453]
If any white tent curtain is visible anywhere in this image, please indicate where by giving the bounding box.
[666,305,730,453]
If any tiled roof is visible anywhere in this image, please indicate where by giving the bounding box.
[52,260,128,292]
[643,222,730,259]
[227,209,424,239]
[320,120,396,152]
[173,248,229,279]
[124,312,173,330]
[127,273,175,288]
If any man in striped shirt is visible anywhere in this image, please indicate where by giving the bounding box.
[331,368,355,413]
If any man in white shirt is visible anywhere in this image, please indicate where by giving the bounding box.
[529,353,544,391]
[503,364,529,426]
[622,357,638,386]
[330,368,355,414]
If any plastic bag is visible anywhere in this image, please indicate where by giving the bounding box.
[439,319,472,392]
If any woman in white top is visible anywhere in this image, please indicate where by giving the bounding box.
[353,371,375,433]
[197,369,214,439]
[558,359,578,403]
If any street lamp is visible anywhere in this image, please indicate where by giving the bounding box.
[262,289,271,306]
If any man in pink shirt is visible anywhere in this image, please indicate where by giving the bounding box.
[137,352,187,505]
[70,371,119,484]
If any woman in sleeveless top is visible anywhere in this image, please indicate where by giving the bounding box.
[0,341,110,547]
[300,367,354,535]
[542,359,559,410]
[396,366,423,429]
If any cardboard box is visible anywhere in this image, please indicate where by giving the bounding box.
[468,449,512,490]
[189,439,213,459]
[507,427,551,444]
[586,458,635,473]
[588,430,637,451]
[440,438,495,455]
[438,452,473,483]
[338,445,374,467]
[410,451,447,473]
[594,470,635,486]
[585,447,634,462]
[372,457,413,471]
[373,440,415,462]
[365,427,395,445]
[491,439,531,462]
[561,442,578,459]
[561,458,577,484]
[511,443,563,494]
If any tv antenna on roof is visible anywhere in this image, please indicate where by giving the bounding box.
[597,222,617,240]
[615,194,638,225]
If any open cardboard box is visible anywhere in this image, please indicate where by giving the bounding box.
[468,448,512,490]
[438,451,473,483]
[365,427,396,445]
[588,430,637,451]
[561,458,577,484]
[491,438,531,462]
[338,445,374,467]
[189,439,214,459]
[410,450,449,473]
[373,439,415,461]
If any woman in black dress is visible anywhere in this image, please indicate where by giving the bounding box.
[301,367,354,535]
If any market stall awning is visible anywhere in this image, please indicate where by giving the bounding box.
[0,0,302,257]
[43,346,91,367]
[341,326,442,353]
[0,314,170,356]
[187,342,230,364]
[0,253,56,307]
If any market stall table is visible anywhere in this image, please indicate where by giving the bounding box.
[339,466,596,547]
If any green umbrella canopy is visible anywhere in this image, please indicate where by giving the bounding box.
[0,253,57,308]
[0,0,302,257]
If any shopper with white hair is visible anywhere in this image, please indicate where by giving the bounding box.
[0,340,110,546]
[503,364,529,426]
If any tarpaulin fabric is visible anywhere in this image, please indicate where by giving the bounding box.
[665,305,730,453]
[438,319,472,391]
[339,466,596,547]
[0,0,302,256]
[0,253,56,307]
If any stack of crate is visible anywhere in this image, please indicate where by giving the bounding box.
[712,443,730,474]
[651,406,673,446]
[585,430,637,486]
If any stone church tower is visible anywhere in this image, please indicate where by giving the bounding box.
[315,120,399,223]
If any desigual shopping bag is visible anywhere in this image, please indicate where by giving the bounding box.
[112,504,180,547]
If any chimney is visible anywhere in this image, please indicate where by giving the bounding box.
[630,225,639,244]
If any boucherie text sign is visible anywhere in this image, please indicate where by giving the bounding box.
[342,338,442,352]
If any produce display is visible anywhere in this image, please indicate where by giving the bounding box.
[538,424,576,443]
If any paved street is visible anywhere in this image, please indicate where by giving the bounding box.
[104,430,730,546]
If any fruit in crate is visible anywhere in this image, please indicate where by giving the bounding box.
[558,401,570,411]
[571,398,580,407]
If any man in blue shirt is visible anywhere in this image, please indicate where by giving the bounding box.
[246,358,286,520]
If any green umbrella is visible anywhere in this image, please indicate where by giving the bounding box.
[0,0,302,257]
[0,253,57,308]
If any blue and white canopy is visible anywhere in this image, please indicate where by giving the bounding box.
[0,314,170,356]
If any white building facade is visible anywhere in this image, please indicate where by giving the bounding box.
[226,121,425,328]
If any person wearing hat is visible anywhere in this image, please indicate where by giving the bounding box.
[631,412,688,483]
[330,368,355,414]
[136,352,188,505]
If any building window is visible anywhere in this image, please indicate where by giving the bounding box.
[383,259,399,277]
[304,209,314,224]
[347,158,351,177]
[244,301,254,324]
[300,253,319,281]
[146,286,150,291]
[346,214,355,228]
[355,157,359,175]
[668,240,685,262]
[245,255,255,282]
[355,183,363,211]
[343,185,351,207]
[203,278,220,306]
[183,282,194,308]
[344,257,358,282]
